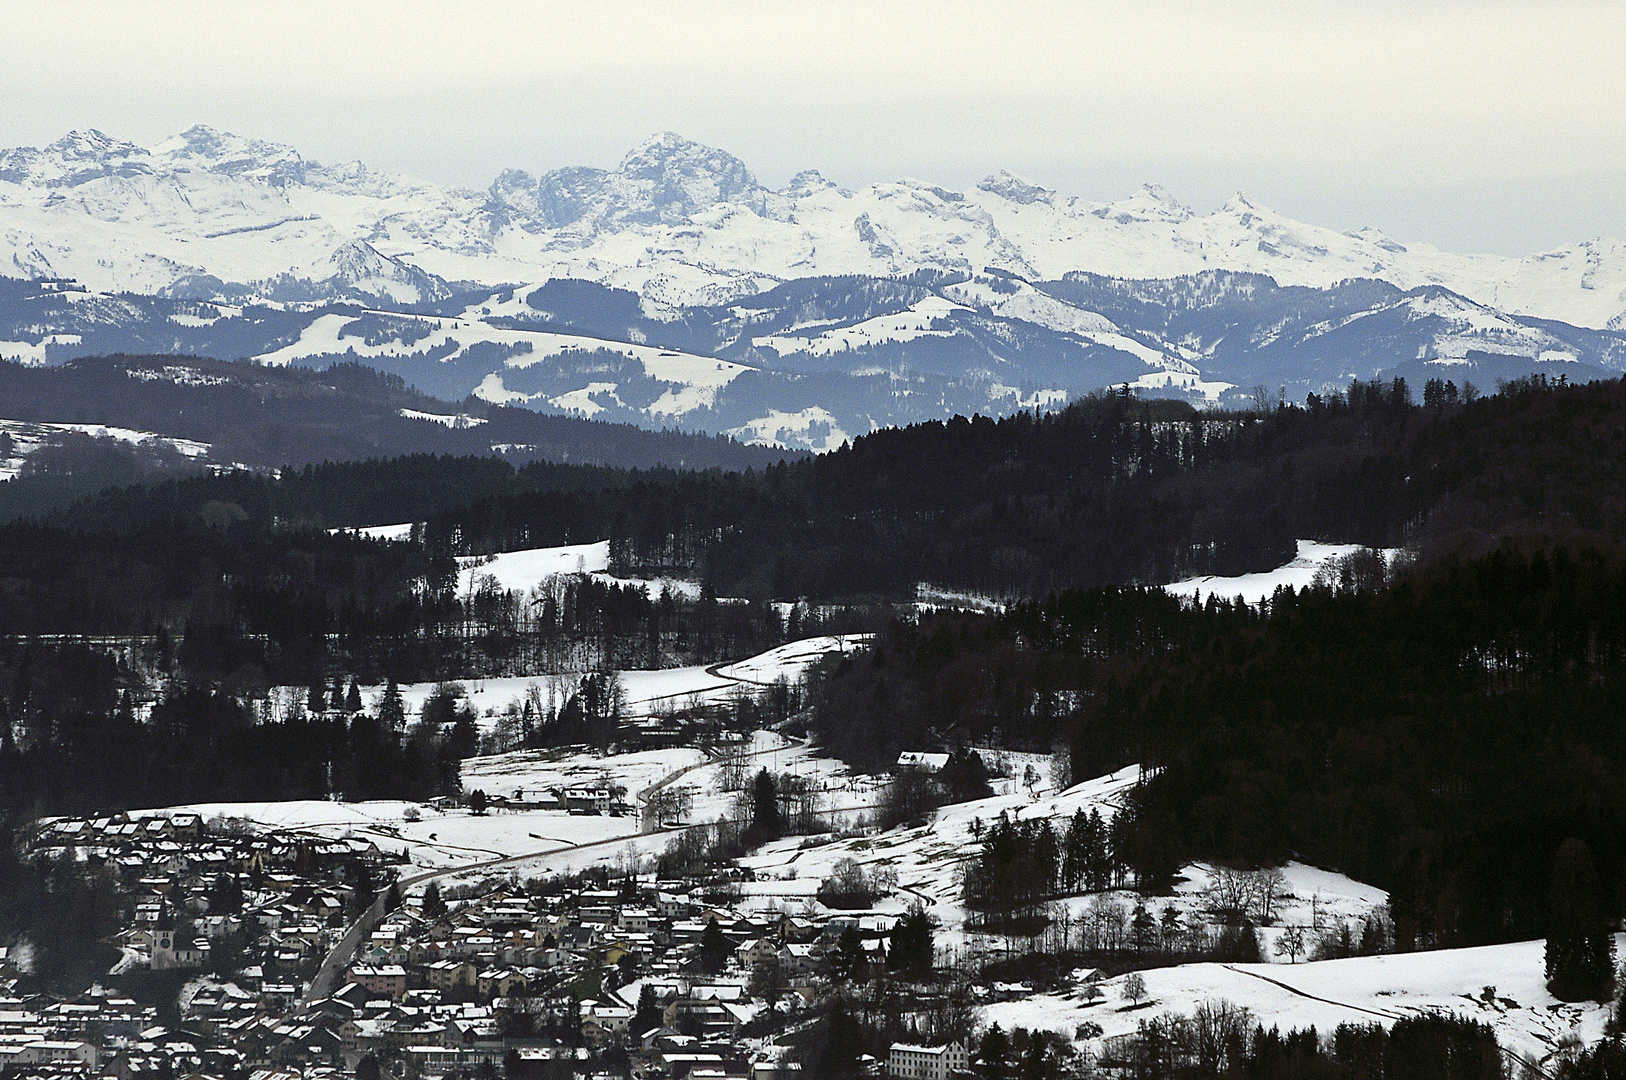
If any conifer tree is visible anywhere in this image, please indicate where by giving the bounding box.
[699,920,729,974]
[748,768,782,842]
[887,906,933,973]
[632,984,662,1035]
[977,1025,1010,1080]
[1546,838,1617,1002]
[379,679,405,729]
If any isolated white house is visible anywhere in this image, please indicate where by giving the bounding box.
[887,1042,967,1080]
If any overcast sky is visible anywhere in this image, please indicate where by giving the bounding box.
[0,0,1620,255]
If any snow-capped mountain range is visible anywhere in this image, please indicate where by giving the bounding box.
[5,125,1625,328]
[1,126,1625,450]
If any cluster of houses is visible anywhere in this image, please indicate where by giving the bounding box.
[31,812,401,984]
[325,877,895,1063]
[8,813,977,1080]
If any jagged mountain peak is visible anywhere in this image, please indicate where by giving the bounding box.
[1094,183,1193,224]
[152,125,305,181]
[977,169,1054,205]
[487,132,766,229]
[614,131,761,205]
[46,129,139,159]
[782,169,839,198]
[0,129,152,187]
[312,239,451,303]
[1221,191,1271,216]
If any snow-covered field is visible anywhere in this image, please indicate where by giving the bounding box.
[453,541,726,604]
[128,727,861,879]
[735,756,1589,1067]
[984,937,1613,1068]
[328,522,416,541]
[713,635,871,685]
[330,633,871,730]
[1165,540,1406,606]
[462,745,704,806]
[456,541,611,595]
[130,793,646,873]
[753,296,966,357]
[725,407,854,454]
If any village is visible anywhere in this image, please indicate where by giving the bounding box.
[2,765,985,1080]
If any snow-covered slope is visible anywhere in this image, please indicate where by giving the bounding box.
[248,307,752,420]
[984,938,1612,1069]
[1166,540,1408,605]
[3,127,1625,329]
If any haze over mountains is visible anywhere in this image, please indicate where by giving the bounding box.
[2,125,1625,449]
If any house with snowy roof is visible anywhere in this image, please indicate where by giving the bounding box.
[887,1042,967,1080]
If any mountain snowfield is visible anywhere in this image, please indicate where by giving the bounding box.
[3,126,1626,449]
[4,126,1624,329]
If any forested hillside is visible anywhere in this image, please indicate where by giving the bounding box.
[0,354,791,474]
[418,373,1626,596]
[10,373,1626,635]
[805,544,1626,953]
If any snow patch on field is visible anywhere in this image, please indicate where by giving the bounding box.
[639,352,752,416]
[1165,540,1406,605]
[452,539,729,607]
[456,541,611,594]
[0,334,81,364]
[399,408,486,428]
[713,635,872,685]
[1129,368,1235,402]
[546,382,623,417]
[328,522,416,541]
[753,296,967,356]
[725,407,851,452]
[983,937,1613,1068]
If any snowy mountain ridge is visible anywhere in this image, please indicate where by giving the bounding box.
[3,126,1624,329]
